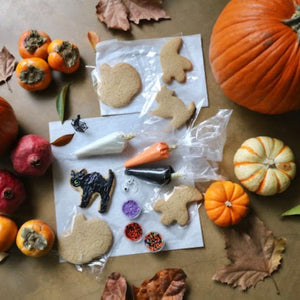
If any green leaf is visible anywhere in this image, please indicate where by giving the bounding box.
[282,204,300,216]
[56,83,70,123]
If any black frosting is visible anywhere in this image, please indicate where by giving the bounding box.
[125,166,174,185]
[70,169,115,213]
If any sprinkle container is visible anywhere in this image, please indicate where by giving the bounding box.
[124,222,143,242]
[122,200,141,219]
[144,231,164,252]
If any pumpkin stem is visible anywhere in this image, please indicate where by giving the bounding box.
[225,200,232,207]
[263,158,276,168]
[282,4,300,40]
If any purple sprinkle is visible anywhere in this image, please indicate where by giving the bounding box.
[122,200,141,219]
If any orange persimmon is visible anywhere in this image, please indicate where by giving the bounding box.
[18,29,51,60]
[47,39,80,73]
[16,57,52,91]
[16,219,55,257]
[0,216,18,253]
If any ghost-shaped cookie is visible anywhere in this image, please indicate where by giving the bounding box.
[160,37,193,84]
[99,63,142,108]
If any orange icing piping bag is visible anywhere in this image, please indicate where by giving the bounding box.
[124,142,176,168]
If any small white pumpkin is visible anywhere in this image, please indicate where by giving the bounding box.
[234,136,296,196]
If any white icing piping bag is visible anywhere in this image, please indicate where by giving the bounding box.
[75,131,135,158]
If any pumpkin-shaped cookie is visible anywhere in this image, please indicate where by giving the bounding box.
[204,181,250,227]
[234,137,296,196]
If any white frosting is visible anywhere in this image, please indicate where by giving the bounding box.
[75,131,128,158]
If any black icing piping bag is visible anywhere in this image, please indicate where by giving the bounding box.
[125,166,181,185]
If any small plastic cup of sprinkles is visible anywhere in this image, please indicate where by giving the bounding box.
[144,232,164,252]
[124,222,143,242]
[122,200,142,219]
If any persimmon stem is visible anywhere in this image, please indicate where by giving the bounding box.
[270,275,280,296]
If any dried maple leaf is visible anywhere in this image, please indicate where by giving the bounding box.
[213,214,286,292]
[96,0,170,31]
[0,46,16,91]
[96,0,130,31]
[123,0,170,24]
[101,272,128,300]
[133,268,187,300]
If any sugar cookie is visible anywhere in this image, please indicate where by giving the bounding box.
[160,37,193,84]
[153,185,202,226]
[99,63,141,107]
[58,214,113,264]
[70,169,115,213]
[151,85,196,128]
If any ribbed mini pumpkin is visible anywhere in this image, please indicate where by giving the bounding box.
[234,136,296,196]
[204,181,250,227]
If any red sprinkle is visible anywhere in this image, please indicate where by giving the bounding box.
[124,222,143,242]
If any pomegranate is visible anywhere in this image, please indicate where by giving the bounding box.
[11,134,53,176]
[0,170,26,214]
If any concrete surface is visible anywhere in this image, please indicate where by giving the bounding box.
[0,0,299,299]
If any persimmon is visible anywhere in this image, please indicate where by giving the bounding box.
[47,39,80,73]
[0,216,18,253]
[16,219,55,257]
[16,57,52,91]
[18,30,51,60]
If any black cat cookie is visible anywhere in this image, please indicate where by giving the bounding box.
[70,169,116,213]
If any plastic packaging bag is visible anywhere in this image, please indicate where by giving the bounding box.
[91,34,208,116]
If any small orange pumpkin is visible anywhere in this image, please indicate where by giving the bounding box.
[47,39,80,73]
[0,97,18,156]
[16,57,52,91]
[0,215,18,253]
[204,181,250,227]
[18,29,51,60]
[16,219,55,257]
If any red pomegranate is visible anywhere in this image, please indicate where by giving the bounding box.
[0,170,26,214]
[11,134,53,176]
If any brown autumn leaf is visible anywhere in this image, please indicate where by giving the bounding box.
[213,214,286,292]
[133,268,187,300]
[51,133,75,146]
[123,0,170,25]
[0,46,16,91]
[101,272,128,300]
[96,0,130,31]
[96,0,170,31]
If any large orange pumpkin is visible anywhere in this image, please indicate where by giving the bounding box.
[0,97,18,156]
[209,0,300,114]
